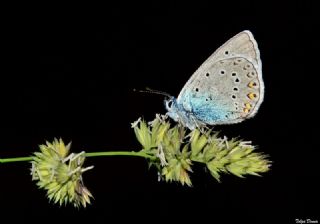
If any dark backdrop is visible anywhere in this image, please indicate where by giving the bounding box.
[1,2,318,223]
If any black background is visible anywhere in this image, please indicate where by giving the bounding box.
[0,2,318,223]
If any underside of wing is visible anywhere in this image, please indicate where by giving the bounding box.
[177,30,264,125]
[178,30,263,103]
[178,57,263,125]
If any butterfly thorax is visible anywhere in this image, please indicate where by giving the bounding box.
[165,97,203,130]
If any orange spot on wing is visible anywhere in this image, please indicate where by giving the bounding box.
[245,103,252,109]
[247,92,257,100]
[248,81,257,88]
[243,108,250,113]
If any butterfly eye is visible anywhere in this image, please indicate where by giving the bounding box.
[167,100,173,108]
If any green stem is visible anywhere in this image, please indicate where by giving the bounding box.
[0,150,155,164]
[85,151,155,159]
[0,156,34,163]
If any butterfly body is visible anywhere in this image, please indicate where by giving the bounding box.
[165,97,204,130]
[165,30,264,130]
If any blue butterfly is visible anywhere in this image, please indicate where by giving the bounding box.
[165,30,264,130]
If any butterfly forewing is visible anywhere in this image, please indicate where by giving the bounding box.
[177,30,264,125]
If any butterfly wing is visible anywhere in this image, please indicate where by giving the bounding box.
[177,30,264,125]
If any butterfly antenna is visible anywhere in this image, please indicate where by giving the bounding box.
[133,87,171,98]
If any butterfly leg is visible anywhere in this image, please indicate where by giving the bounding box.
[189,113,209,134]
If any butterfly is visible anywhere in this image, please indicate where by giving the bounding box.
[164,30,264,130]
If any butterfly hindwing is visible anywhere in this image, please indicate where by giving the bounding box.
[181,57,261,124]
